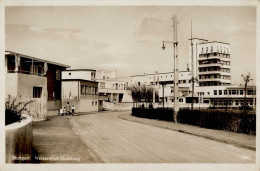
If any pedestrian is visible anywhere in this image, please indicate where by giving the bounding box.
[71,105,75,116]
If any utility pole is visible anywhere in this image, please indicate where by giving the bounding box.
[242,73,252,114]
[191,19,195,110]
[162,15,179,123]
[173,15,179,123]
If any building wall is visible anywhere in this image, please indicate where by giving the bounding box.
[62,81,80,99]
[5,73,18,97]
[79,99,99,112]
[6,73,47,98]
[96,70,117,80]
[119,71,192,87]
[62,70,95,81]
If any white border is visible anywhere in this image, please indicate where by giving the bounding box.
[1,0,259,171]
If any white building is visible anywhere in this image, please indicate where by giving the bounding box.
[61,69,107,112]
[189,38,231,86]
[96,70,132,103]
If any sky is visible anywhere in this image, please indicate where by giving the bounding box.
[5,6,256,85]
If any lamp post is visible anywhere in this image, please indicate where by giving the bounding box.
[162,15,179,123]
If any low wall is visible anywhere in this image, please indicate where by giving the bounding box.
[47,100,61,110]
[6,97,47,121]
[104,102,134,111]
[5,115,33,163]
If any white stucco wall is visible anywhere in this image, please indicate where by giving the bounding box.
[62,70,94,81]
[62,81,79,99]
[5,73,47,98]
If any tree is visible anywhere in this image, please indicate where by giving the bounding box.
[128,84,158,107]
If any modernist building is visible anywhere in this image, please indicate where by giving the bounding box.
[96,70,132,103]
[189,38,231,86]
[61,69,107,112]
[5,51,70,120]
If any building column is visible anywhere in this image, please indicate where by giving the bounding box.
[110,93,113,102]
[14,54,20,73]
[44,61,48,76]
[5,55,8,73]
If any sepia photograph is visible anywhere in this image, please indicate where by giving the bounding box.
[1,1,259,171]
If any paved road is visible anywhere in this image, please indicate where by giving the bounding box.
[70,111,255,163]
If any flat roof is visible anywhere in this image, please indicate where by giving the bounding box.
[199,41,230,45]
[188,38,208,41]
[65,69,96,72]
[5,51,70,68]
[131,71,190,77]
[62,79,98,83]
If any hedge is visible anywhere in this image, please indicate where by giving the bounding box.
[132,108,256,135]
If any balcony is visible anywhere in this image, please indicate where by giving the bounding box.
[198,78,231,83]
[198,71,231,76]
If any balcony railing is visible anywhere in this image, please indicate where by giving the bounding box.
[7,70,46,77]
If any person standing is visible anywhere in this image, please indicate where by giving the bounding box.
[71,105,75,116]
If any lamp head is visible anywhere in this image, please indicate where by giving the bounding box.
[162,42,165,50]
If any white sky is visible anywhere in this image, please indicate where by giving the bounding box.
[5,6,256,85]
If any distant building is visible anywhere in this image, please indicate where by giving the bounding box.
[189,38,231,86]
[61,69,107,112]
[5,51,70,120]
[96,70,132,103]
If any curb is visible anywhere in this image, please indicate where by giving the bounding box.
[118,114,256,151]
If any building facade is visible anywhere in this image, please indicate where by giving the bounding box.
[61,69,107,112]
[5,51,70,120]
[189,38,231,86]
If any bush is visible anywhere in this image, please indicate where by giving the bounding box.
[131,108,256,135]
[5,98,34,126]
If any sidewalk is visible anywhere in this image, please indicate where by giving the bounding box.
[32,114,103,163]
[118,112,256,150]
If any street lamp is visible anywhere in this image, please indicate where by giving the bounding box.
[162,42,166,50]
[161,15,179,123]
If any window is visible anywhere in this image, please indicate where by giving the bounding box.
[138,82,140,86]
[214,90,217,95]
[92,101,94,106]
[81,85,85,94]
[69,73,71,75]
[95,87,98,95]
[240,90,243,95]
[179,98,183,102]
[95,101,97,106]
[232,90,237,95]
[235,100,239,105]
[224,90,227,95]
[229,90,232,95]
[219,90,222,95]
[33,87,42,98]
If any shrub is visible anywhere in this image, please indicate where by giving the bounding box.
[5,98,34,126]
[131,107,256,135]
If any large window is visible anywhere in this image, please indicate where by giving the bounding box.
[81,85,85,95]
[33,87,42,98]
[214,90,217,95]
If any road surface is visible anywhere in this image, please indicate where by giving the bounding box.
[70,111,255,163]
